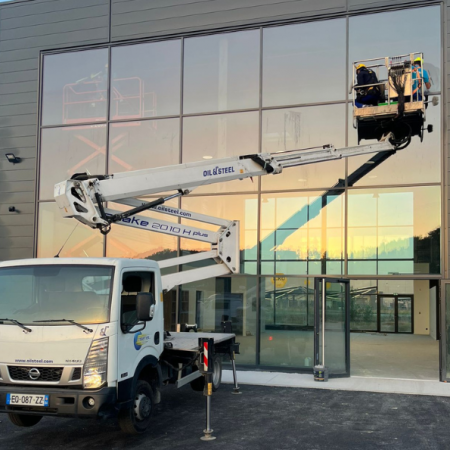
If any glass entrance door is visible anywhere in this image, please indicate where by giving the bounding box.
[378,295,413,333]
[314,278,350,377]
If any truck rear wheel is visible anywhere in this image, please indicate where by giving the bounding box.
[190,355,222,392]
[8,413,42,427]
[118,380,154,434]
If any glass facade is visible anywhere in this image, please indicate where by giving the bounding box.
[37,4,443,370]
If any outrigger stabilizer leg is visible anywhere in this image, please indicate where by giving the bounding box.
[230,344,241,395]
[200,338,216,441]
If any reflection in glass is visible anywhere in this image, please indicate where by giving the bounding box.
[347,96,441,185]
[184,30,259,114]
[316,280,347,374]
[37,203,103,258]
[42,49,109,126]
[348,186,441,275]
[180,277,257,365]
[260,192,344,276]
[183,112,259,193]
[105,201,178,270]
[111,40,181,119]
[180,195,258,274]
[379,296,395,332]
[263,19,346,106]
[350,280,377,331]
[40,125,107,200]
[108,119,179,174]
[261,104,345,190]
[260,277,314,368]
[349,6,441,92]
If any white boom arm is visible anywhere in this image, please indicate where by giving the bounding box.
[54,141,396,290]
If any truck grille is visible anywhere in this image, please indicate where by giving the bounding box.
[71,368,82,381]
[8,366,63,382]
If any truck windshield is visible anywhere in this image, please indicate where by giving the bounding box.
[0,265,114,325]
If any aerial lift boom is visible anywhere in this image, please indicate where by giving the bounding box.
[55,141,396,291]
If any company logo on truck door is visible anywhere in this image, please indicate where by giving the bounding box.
[134,332,151,350]
[203,166,235,177]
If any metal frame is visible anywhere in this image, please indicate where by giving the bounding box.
[33,2,445,373]
[314,277,351,378]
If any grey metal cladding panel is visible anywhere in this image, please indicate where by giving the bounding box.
[0,225,34,238]
[0,191,35,204]
[0,92,37,107]
[0,0,108,20]
[0,125,36,139]
[0,203,35,215]
[0,247,33,261]
[0,181,35,193]
[0,170,36,182]
[0,114,37,127]
[0,213,34,226]
[0,158,35,172]
[0,4,108,32]
[0,26,109,53]
[0,104,37,118]
[348,0,432,10]
[0,81,37,96]
[0,70,37,85]
[111,0,346,40]
[0,59,38,75]
[0,237,34,249]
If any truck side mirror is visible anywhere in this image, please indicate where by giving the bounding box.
[136,292,155,321]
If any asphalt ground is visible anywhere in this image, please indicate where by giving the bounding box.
[1,384,449,450]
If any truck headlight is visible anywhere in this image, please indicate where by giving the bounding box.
[84,337,108,389]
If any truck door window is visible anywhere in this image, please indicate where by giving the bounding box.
[121,271,154,332]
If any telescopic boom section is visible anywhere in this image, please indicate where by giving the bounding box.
[54,141,395,290]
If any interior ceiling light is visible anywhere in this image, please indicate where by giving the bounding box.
[203,156,213,160]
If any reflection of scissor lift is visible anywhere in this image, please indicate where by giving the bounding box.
[63,77,157,123]
[63,77,158,175]
[353,53,436,149]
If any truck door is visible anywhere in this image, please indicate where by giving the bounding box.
[118,270,161,379]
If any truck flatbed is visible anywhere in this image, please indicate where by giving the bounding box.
[164,332,236,353]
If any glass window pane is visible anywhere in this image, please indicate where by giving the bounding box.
[110,40,181,119]
[105,200,178,275]
[347,186,441,275]
[184,30,259,114]
[180,276,257,365]
[42,49,108,126]
[347,96,441,185]
[39,125,107,200]
[37,202,103,258]
[180,195,258,274]
[350,280,377,331]
[349,6,441,92]
[263,19,346,107]
[261,104,345,190]
[182,112,259,193]
[260,277,314,368]
[260,192,344,276]
[108,119,179,174]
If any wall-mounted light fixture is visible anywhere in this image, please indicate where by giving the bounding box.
[5,153,21,164]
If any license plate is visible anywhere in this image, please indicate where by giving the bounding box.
[6,394,49,407]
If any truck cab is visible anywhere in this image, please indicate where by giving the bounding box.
[0,258,182,433]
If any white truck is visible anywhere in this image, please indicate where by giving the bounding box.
[0,142,397,434]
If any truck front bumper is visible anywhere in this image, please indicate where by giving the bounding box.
[0,385,117,418]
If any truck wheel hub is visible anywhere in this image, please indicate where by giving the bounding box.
[134,393,151,421]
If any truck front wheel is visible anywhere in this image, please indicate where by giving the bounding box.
[118,380,154,434]
[190,355,222,392]
[8,413,42,427]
